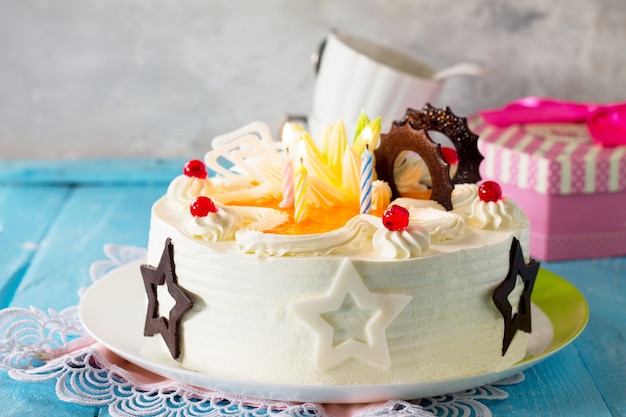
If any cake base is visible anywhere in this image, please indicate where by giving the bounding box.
[139,197,531,386]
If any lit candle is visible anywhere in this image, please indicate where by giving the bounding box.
[294,140,308,223]
[360,126,373,214]
[279,123,295,208]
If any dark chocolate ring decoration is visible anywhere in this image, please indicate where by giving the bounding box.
[375,123,455,210]
[396,104,484,185]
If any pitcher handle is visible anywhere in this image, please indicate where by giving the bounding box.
[311,30,337,75]
[432,62,485,80]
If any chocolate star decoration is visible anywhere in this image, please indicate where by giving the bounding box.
[395,104,484,185]
[140,238,194,359]
[492,237,540,356]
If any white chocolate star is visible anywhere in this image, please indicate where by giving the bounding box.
[292,258,412,371]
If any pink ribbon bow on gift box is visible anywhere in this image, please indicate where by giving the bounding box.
[479,97,626,147]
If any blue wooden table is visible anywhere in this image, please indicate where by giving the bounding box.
[0,160,624,416]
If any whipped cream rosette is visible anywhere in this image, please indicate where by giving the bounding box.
[182,196,242,241]
[469,181,529,230]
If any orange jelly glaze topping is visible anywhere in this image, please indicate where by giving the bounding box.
[229,191,432,235]
[230,200,385,235]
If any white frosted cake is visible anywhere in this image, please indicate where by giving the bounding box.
[140,106,540,387]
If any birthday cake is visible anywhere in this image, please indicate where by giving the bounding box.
[140,105,540,386]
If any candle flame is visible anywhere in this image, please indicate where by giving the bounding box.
[282,123,293,152]
[362,126,373,150]
[297,139,307,163]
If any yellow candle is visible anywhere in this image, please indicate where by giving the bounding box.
[294,140,308,223]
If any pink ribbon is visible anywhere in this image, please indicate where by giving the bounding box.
[479,97,626,147]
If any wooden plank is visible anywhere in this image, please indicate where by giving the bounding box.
[8,184,165,311]
[0,184,101,416]
[2,183,163,416]
[0,158,188,185]
[489,346,612,416]
[0,185,70,308]
[543,258,626,416]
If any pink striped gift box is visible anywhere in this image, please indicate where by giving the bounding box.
[471,116,626,261]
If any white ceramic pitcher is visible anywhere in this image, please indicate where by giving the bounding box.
[309,32,483,139]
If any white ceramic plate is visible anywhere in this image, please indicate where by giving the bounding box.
[78,260,588,404]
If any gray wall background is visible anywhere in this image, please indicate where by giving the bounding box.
[1,0,625,159]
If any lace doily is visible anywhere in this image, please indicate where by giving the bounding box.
[0,244,525,417]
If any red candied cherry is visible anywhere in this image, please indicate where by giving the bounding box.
[183,159,208,179]
[478,181,503,203]
[441,147,458,165]
[382,205,410,231]
[190,196,218,217]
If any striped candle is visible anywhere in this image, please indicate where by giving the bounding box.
[294,141,308,223]
[360,142,373,214]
